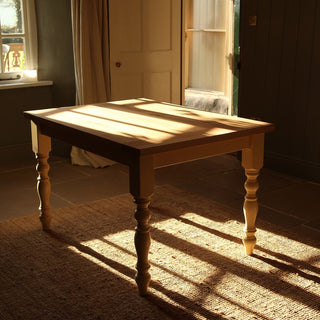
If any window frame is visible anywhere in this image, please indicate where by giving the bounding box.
[0,0,38,83]
[184,0,234,114]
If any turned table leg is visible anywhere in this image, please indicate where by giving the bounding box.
[133,196,152,296]
[31,121,52,231]
[242,168,260,255]
[129,155,154,296]
[241,134,265,255]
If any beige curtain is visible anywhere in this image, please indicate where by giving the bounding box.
[70,0,115,167]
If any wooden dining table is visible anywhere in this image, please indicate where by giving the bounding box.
[24,98,274,296]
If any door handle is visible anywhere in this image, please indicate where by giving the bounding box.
[115,62,122,68]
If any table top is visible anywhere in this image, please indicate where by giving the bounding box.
[24,98,274,155]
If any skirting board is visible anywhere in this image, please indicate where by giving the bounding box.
[264,151,320,183]
[0,140,71,165]
[0,143,34,164]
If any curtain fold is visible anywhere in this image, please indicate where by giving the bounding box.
[70,0,115,167]
[24,0,38,71]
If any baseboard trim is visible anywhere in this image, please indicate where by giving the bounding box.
[264,151,320,183]
[0,140,71,165]
[0,143,34,164]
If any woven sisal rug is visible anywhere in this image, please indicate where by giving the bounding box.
[1,185,320,320]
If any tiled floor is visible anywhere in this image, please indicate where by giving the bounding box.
[1,154,319,239]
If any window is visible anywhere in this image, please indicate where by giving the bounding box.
[0,0,37,82]
[184,0,234,114]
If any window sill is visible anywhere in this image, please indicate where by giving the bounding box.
[0,80,53,90]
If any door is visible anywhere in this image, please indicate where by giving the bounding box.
[109,0,182,104]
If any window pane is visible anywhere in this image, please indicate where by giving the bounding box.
[0,0,24,34]
[2,37,25,72]
[186,0,228,93]
[189,32,225,92]
[189,0,227,30]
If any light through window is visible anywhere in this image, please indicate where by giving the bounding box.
[0,0,37,82]
[184,0,234,115]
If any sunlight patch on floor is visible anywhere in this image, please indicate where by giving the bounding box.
[65,210,320,320]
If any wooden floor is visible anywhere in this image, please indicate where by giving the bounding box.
[1,154,319,238]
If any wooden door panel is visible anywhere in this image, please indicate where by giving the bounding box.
[144,0,172,51]
[110,0,181,104]
[112,74,143,100]
[144,72,171,102]
[111,0,142,52]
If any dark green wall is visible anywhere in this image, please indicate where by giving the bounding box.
[35,0,76,156]
[36,0,75,108]
[0,86,53,163]
[239,0,320,182]
[0,0,75,163]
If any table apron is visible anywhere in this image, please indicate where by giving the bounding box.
[153,135,252,168]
